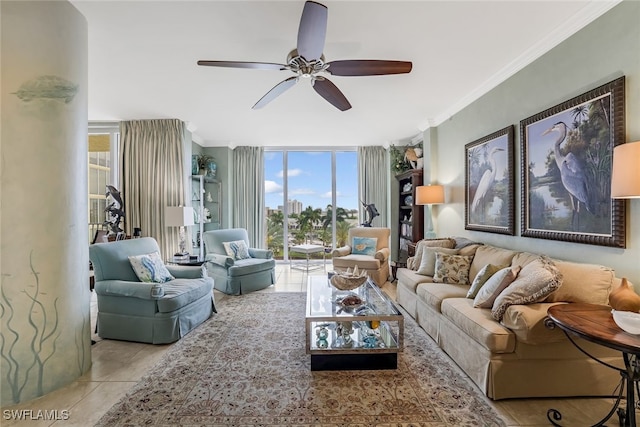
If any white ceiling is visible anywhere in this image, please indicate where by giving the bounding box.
[71,0,620,147]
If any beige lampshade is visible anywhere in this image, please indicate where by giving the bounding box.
[611,141,640,199]
[165,206,195,227]
[416,185,445,205]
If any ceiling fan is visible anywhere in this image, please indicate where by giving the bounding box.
[197,1,412,111]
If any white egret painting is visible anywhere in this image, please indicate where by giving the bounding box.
[465,126,515,235]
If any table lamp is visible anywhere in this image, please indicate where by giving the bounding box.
[165,206,195,256]
[611,141,640,199]
[416,184,445,239]
[610,140,639,305]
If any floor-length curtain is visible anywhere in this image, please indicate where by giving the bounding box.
[120,119,186,258]
[233,146,265,248]
[358,146,389,227]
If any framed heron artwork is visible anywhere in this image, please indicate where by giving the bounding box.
[520,76,626,248]
[465,125,515,235]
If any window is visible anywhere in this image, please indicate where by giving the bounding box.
[88,125,119,242]
[264,148,358,261]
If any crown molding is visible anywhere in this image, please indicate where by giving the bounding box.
[430,0,622,127]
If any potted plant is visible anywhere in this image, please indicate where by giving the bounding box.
[196,154,215,177]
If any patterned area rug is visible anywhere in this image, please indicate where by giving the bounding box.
[96,292,505,426]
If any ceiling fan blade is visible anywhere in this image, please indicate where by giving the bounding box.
[197,60,287,71]
[297,1,327,61]
[312,77,351,111]
[326,60,413,76]
[252,76,299,109]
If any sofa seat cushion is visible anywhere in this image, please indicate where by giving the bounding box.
[441,298,516,353]
[332,255,380,270]
[228,258,276,277]
[545,260,614,305]
[500,302,567,345]
[469,245,519,284]
[416,282,468,312]
[156,278,213,313]
[397,269,433,293]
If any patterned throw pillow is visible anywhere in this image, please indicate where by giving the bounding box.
[466,264,504,298]
[433,253,473,284]
[223,240,251,260]
[352,237,377,256]
[416,247,459,276]
[473,266,521,308]
[491,256,562,321]
[128,252,174,283]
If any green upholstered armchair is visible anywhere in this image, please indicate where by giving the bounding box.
[89,237,215,344]
[202,228,276,295]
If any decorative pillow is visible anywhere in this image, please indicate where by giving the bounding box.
[473,266,521,308]
[491,256,562,321]
[412,238,456,270]
[467,263,504,298]
[433,253,473,284]
[416,247,459,276]
[352,237,377,256]
[407,256,416,270]
[128,252,174,283]
[223,240,251,260]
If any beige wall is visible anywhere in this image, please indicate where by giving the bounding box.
[427,1,640,285]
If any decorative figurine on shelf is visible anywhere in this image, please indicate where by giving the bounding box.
[360,201,379,227]
[104,185,124,235]
[404,146,423,169]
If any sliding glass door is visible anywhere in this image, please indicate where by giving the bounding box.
[264,149,358,261]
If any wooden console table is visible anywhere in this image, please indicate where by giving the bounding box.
[546,303,640,426]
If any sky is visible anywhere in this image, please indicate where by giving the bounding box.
[264,151,358,211]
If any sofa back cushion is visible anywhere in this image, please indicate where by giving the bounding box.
[469,245,518,284]
[416,247,459,276]
[544,260,614,305]
[409,238,456,270]
[511,252,543,269]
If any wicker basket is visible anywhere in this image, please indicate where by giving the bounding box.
[330,273,368,291]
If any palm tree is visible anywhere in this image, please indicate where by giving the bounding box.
[336,220,352,247]
[266,221,284,257]
[268,210,284,228]
[298,206,322,243]
[321,205,348,229]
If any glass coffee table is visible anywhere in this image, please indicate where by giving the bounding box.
[305,275,404,370]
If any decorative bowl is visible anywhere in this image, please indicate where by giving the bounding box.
[611,309,640,334]
[331,274,367,291]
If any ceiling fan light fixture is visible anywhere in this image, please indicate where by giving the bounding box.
[197,1,412,111]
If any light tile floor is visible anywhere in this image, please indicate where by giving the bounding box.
[0,263,629,426]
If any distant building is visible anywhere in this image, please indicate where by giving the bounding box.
[278,199,303,215]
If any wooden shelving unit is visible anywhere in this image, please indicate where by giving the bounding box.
[395,169,424,262]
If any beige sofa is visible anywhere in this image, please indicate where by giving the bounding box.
[397,237,624,400]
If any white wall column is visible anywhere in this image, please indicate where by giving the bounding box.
[1,1,90,405]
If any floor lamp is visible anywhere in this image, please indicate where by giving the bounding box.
[165,206,195,257]
[416,185,444,239]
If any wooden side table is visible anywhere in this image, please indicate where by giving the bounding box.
[390,260,406,282]
[167,257,205,266]
[546,303,640,426]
